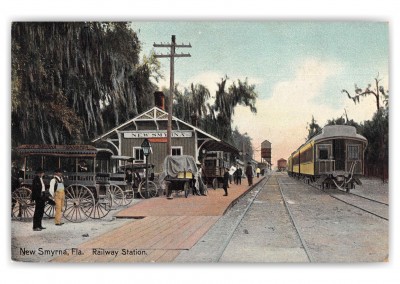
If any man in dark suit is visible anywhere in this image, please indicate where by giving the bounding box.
[245,162,254,186]
[31,168,47,231]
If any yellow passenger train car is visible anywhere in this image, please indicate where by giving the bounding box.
[287,125,368,191]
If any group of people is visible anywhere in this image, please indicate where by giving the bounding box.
[220,162,260,196]
[31,168,65,231]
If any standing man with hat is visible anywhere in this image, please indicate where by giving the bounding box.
[222,167,230,196]
[31,168,47,231]
[49,169,65,226]
[245,162,254,186]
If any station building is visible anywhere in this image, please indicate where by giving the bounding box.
[92,93,239,173]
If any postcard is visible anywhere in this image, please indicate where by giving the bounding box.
[11,21,388,263]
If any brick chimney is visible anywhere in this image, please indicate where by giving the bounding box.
[154,91,165,110]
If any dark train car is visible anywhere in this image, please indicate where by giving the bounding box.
[287,125,367,191]
[277,158,287,171]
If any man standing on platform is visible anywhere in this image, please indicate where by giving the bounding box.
[31,168,46,231]
[256,167,261,178]
[49,169,65,226]
[223,168,230,196]
[245,162,254,186]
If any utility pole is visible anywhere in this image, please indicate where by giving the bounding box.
[153,35,191,155]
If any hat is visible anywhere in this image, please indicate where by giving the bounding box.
[35,167,44,173]
[247,162,251,164]
[54,168,62,173]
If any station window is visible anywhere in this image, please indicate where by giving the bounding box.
[348,145,360,160]
[133,147,145,162]
[172,146,183,156]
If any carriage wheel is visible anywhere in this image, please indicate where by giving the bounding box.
[90,192,112,219]
[138,181,158,199]
[44,203,55,218]
[121,187,134,206]
[12,187,35,221]
[212,178,218,190]
[184,181,190,198]
[64,184,94,223]
[108,185,124,208]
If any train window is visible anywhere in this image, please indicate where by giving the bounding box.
[348,145,360,160]
[318,145,329,160]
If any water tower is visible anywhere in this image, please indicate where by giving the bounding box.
[261,140,272,169]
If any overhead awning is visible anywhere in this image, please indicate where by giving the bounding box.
[15,144,98,157]
[201,140,239,155]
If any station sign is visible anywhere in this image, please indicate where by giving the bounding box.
[123,130,193,139]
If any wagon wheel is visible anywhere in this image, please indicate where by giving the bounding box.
[184,181,190,198]
[108,185,124,208]
[121,186,134,206]
[64,184,95,223]
[44,202,55,218]
[138,181,158,199]
[90,192,112,219]
[12,187,34,221]
[212,178,218,190]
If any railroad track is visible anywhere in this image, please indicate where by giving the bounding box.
[276,175,314,262]
[307,181,389,221]
[215,176,270,262]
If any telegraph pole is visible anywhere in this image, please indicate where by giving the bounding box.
[153,35,191,155]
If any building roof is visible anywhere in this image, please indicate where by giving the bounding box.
[92,107,222,143]
[16,144,98,157]
[91,106,239,154]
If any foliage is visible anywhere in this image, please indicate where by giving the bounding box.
[232,128,254,160]
[360,108,388,165]
[341,75,388,111]
[306,116,322,140]
[11,22,158,146]
[169,76,258,146]
[209,76,258,143]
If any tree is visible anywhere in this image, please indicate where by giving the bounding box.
[306,116,322,140]
[211,76,258,142]
[232,128,253,160]
[326,109,361,131]
[165,76,258,145]
[360,108,388,181]
[11,22,158,146]
[341,75,388,111]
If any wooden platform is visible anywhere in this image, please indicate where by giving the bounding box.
[51,177,263,262]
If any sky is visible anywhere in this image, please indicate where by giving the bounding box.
[130,21,389,166]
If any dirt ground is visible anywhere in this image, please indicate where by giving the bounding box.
[11,200,140,262]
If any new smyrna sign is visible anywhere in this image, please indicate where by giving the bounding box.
[123,131,193,138]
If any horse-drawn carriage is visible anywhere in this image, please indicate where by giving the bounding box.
[12,145,158,223]
[159,155,199,198]
[202,151,230,189]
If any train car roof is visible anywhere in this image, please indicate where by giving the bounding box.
[289,125,367,157]
[311,125,367,144]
